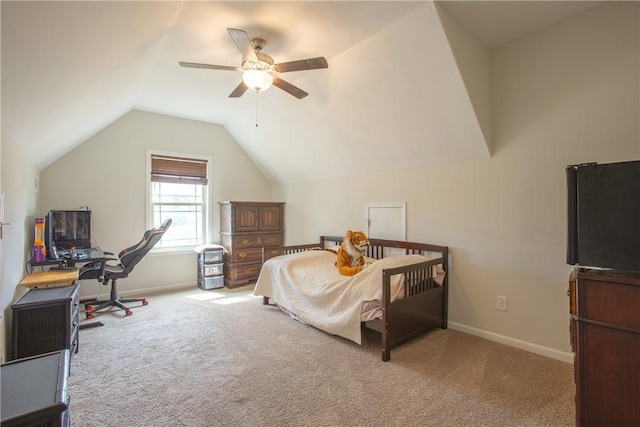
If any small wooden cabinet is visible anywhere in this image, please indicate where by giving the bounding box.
[219,201,284,288]
[11,285,80,361]
[572,269,640,426]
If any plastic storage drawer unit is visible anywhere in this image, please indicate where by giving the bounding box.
[197,246,224,290]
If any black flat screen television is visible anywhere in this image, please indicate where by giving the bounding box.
[45,210,92,250]
[566,160,640,272]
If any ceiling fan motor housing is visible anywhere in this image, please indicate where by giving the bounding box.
[244,38,275,70]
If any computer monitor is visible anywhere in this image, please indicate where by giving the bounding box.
[46,210,92,250]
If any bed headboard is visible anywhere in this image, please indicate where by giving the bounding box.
[263,236,448,272]
[320,235,448,262]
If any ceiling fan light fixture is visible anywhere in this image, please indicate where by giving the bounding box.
[243,70,273,92]
[180,29,327,100]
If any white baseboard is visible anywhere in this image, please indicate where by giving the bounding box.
[447,321,574,364]
[125,282,196,296]
[82,282,195,300]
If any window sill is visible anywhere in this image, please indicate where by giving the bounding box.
[149,247,199,256]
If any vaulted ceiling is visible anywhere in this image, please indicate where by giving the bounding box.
[1,1,600,184]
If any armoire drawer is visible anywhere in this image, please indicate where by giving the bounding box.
[227,247,262,263]
[225,263,262,281]
[233,233,283,249]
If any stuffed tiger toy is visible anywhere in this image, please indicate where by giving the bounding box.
[335,230,371,276]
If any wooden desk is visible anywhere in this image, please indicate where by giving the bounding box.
[19,270,105,331]
[19,270,78,288]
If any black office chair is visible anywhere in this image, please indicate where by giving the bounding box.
[79,219,172,319]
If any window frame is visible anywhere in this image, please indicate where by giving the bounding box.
[146,149,212,253]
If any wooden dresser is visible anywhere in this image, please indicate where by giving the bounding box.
[219,201,284,288]
[571,269,640,426]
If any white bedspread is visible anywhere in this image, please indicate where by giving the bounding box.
[253,250,436,345]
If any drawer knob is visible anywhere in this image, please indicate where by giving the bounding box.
[241,239,249,244]
[238,252,247,258]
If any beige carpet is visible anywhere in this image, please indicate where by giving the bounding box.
[69,285,575,426]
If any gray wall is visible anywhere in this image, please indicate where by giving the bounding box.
[1,134,40,362]
[2,1,638,365]
[39,110,273,299]
[273,2,639,362]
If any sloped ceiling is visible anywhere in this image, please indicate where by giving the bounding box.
[1,1,601,184]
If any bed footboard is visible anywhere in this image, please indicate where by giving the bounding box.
[366,256,447,361]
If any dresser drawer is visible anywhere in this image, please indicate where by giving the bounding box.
[225,262,261,281]
[261,233,284,247]
[227,247,262,263]
[233,233,283,249]
[580,278,640,329]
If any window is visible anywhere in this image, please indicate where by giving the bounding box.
[147,151,211,250]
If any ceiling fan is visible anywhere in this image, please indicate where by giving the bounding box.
[179,28,328,99]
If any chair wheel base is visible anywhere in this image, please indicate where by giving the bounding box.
[83,296,147,319]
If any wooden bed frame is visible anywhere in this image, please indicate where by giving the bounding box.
[261,236,449,361]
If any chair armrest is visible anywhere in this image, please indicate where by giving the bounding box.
[96,257,119,282]
[80,256,117,282]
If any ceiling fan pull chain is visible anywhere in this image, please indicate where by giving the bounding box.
[255,91,259,127]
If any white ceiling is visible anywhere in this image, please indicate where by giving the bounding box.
[439,0,602,47]
[1,1,602,184]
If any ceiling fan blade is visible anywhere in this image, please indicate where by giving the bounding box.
[275,57,328,73]
[227,28,258,62]
[272,77,309,99]
[179,62,239,72]
[229,81,249,98]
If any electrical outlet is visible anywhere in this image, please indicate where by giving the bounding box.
[497,296,508,312]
